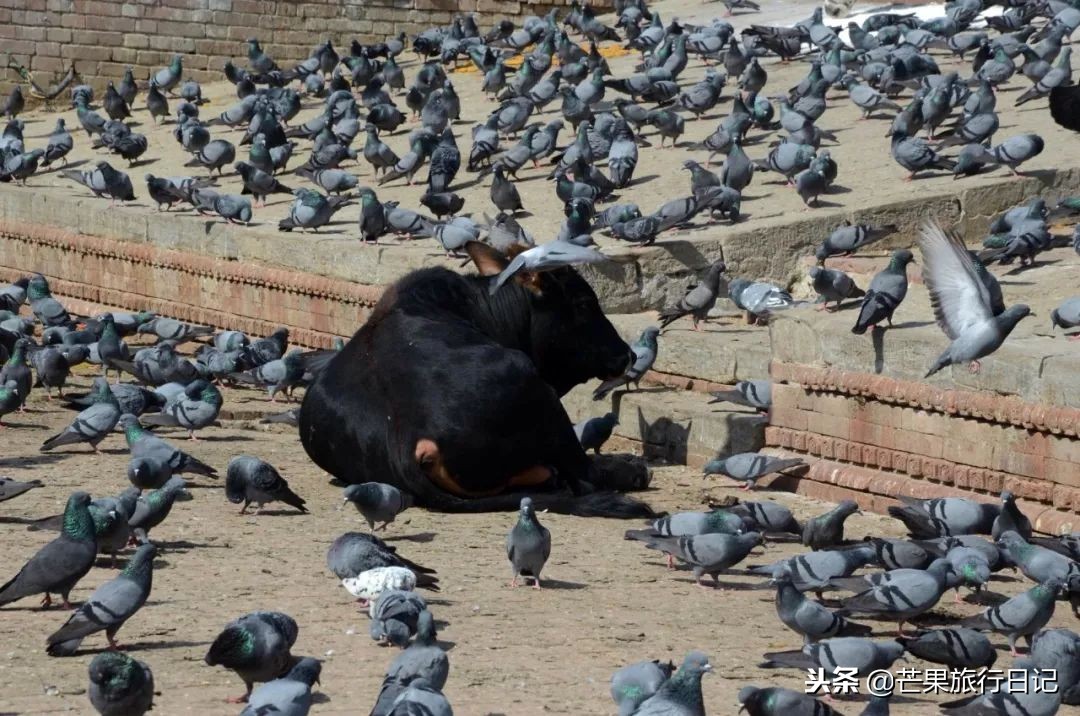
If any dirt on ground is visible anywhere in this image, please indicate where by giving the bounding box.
[0,359,1077,715]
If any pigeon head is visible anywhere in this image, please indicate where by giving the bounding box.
[889,249,915,270]
[998,304,1032,329]
[286,657,322,686]
[518,496,536,519]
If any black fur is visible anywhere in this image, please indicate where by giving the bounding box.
[300,265,653,518]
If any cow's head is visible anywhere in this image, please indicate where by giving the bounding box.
[469,242,631,396]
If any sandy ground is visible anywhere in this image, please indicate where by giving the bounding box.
[5,0,1078,256]
[1,359,1079,715]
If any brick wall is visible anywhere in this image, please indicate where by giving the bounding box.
[2,0,593,95]
[764,362,1080,534]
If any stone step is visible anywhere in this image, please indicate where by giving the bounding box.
[562,382,767,468]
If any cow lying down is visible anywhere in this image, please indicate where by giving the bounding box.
[299,242,654,518]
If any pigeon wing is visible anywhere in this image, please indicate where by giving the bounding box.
[918,221,993,340]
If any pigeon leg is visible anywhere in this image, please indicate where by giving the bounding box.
[968,360,981,374]
[896,621,907,637]
[509,575,518,588]
[954,588,963,604]
[739,481,752,491]
[1068,334,1080,341]
[666,553,675,569]
[904,173,914,182]
[225,685,252,704]
[188,430,198,441]
[532,577,542,590]
[40,594,53,608]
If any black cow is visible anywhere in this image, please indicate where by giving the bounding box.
[299,242,653,517]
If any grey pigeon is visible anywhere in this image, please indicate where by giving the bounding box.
[46,544,156,656]
[213,195,252,225]
[731,501,800,535]
[625,510,748,553]
[88,651,155,716]
[802,500,859,550]
[1030,628,1080,705]
[762,637,906,678]
[1,338,32,406]
[240,657,321,716]
[278,189,354,232]
[128,476,192,544]
[992,490,1032,540]
[326,532,439,589]
[996,531,1079,586]
[229,348,305,401]
[984,132,1045,176]
[225,455,306,514]
[645,531,762,586]
[708,380,771,412]
[62,161,135,202]
[296,167,357,195]
[235,161,292,205]
[773,566,872,644]
[370,589,427,647]
[963,578,1062,656]
[891,497,999,538]
[1051,296,1080,336]
[140,379,222,438]
[611,659,674,716]
[755,142,815,184]
[128,456,172,491]
[940,658,1061,716]
[387,678,451,716]
[728,279,795,322]
[898,627,996,668]
[488,241,608,295]
[751,545,877,594]
[833,558,956,634]
[0,491,96,608]
[41,377,121,452]
[704,452,805,490]
[205,610,299,702]
[1016,47,1072,106]
[632,651,711,716]
[342,482,411,530]
[507,496,551,588]
[152,55,182,93]
[809,267,865,311]
[817,223,898,262]
[574,412,617,454]
[593,326,659,400]
[890,131,955,179]
[737,686,841,716]
[919,221,1032,377]
[184,139,236,176]
[851,250,914,334]
[658,260,727,330]
[369,610,448,716]
[119,413,217,477]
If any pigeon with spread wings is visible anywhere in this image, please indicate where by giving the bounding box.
[919,221,1032,377]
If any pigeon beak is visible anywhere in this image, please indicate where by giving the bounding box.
[702,662,713,673]
[339,498,348,511]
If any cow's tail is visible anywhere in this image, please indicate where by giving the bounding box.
[391,433,657,519]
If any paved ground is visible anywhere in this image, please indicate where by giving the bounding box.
[0,360,1078,715]
[6,0,1078,272]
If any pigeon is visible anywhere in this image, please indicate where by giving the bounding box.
[625,510,749,552]
[127,476,191,544]
[184,139,236,176]
[340,565,416,607]
[152,54,183,93]
[1051,297,1080,337]
[127,456,173,492]
[342,482,412,531]
[611,659,675,716]
[751,545,878,594]
[139,379,222,439]
[119,414,217,477]
[962,577,1063,655]
[1016,48,1072,106]
[772,566,872,644]
[87,650,155,716]
[708,380,771,412]
[507,496,551,589]
[762,637,906,678]
[370,589,427,647]
[817,223,898,263]
[704,452,805,490]
[731,501,800,536]
[645,531,762,586]
[992,490,1032,540]
[1,338,32,407]
[593,327,659,400]
[851,250,915,334]
[240,657,321,716]
[145,81,169,123]
[728,279,795,323]
[326,533,439,590]
[890,131,956,179]
[46,544,156,657]
[833,558,956,635]
[983,132,1045,177]
[0,491,96,608]
[808,267,865,311]
[802,500,859,550]
[658,260,728,331]
[0,476,43,502]
[892,497,1001,539]
[62,161,136,202]
[235,161,292,206]
[920,222,1032,377]
[736,686,841,716]
[632,651,711,716]
[898,627,996,669]
[574,412,618,454]
[205,610,299,703]
[1030,628,1080,705]
[225,455,306,514]
[278,189,354,232]
[996,531,1080,586]
[369,610,448,716]
[485,241,608,295]
[40,377,121,452]
[386,678,451,715]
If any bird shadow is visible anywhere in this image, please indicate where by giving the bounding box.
[127,158,158,168]
[44,158,91,172]
[889,321,934,330]
[872,326,885,374]
[0,453,72,468]
[83,639,209,654]
[384,532,438,543]
[632,173,660,186]
[0,420,48,429]
[250,509,309,517]
[536,578,587,590]
[155,539,232,550]
[808,199,844,209]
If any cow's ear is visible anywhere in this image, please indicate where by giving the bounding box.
[465,240,509,277]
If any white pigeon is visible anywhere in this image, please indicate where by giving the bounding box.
[919,221,1032,377]
[341,566,416,608]
[489,241,609,294]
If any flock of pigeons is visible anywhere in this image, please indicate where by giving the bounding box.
[0,0,1079,712]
